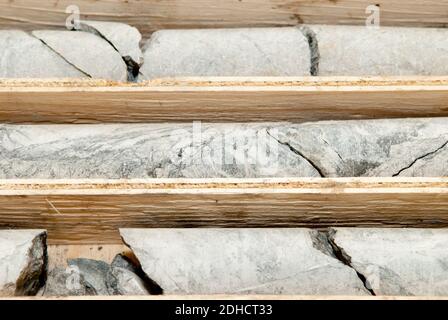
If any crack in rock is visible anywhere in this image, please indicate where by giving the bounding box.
[30,34,92,78]
[298,25,320,76]
[321,137,344,161]
[304,25,448,76]
[311,229,376,296]
[392,140,448,176]
[107,253,163,295]
[76,21,142,81]
[120,234,164,294]
[120,228,370,295]
[14,231,47,296]
[31,30,128,81]
[266,129,325,177]
[0,30,87,78]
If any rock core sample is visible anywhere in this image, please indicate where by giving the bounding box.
[0,229,47,296]
[140,27,311,78]
[309,25,448,76]
[120,228,369,295]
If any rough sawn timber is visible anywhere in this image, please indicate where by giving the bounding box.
[1,0,448,39]
[0,177,447,244]
[1,77,448,123]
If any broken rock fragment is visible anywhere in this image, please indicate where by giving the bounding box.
[0,229,47,296]
[32,30,128,81]
[120,228,369,295]
[309,25,448,76]
[0,30,86,78]
[67,258,110,295]
[77,20,143,80]
[330,228,448,296]
[140,27,311,78]
[77,20,143,65]
[40,267,96,296]
[106,254,156,295]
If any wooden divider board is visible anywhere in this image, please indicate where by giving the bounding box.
[1,0,448,38]
[0,177,447,244]
[1,77,448,123]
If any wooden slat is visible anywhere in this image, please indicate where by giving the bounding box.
[1,77,448,124]
[0,177,447,244]
[1,0,447,38]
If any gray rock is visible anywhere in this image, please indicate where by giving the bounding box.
[0,123,318,179]
[395,145,448,177]
[309,25,448,76]
[0,30,85,78]
[120,228,369,295]
[67,258,110,295]
[77,20,143,65]
[270,117,448,177]
[40,267,96,296]
[330,228,448,296]
[76,21,143,80]
[32,30,128,81]
[0,118,446,179]
[106,254,153,295]
[0,229,47,296]
[140,27,311,79]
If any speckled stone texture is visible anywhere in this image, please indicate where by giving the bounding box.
[140,27,311,79]
[330,228,448,296]
[309,25,448,76]
[0,118,446,179]
[106,254,154,295]
[67,258,110,295]
[0,230,47,296]
[270,117,448,177]
[77,20,143,65]
[120,228,369,295]
[32,30,128,81]
[0,30,85,78]
[41,256,157,296]
[76,20,143,80]
[39,267,96,296]
[0,123,318,179]
[3,25,448,79]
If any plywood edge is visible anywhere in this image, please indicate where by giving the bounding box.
[1,177,447,244]
[2,76,448,123]
[2,76,448,89]
[0,177,447,195]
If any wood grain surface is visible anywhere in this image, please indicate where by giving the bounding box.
[0,177,447,244]
[1,0,447,39]
[1,77,448,123]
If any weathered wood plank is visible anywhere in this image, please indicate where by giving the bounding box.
[0,178,447,244]
[1,77,448,123]
[1,0,447,39]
